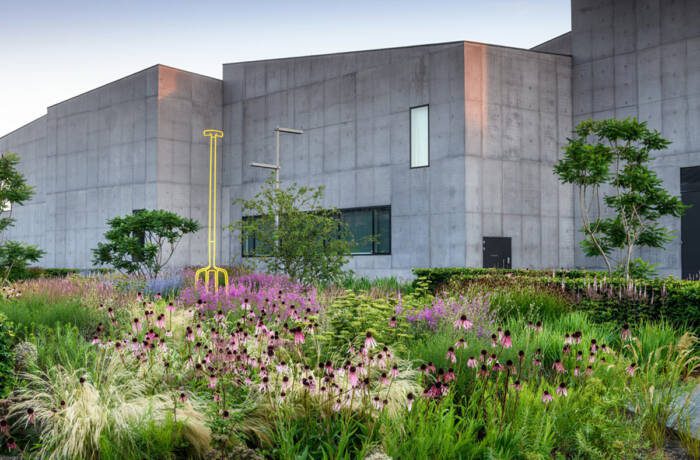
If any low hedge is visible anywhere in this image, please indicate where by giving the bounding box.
[412,267,601,291]
[413,267,700,331]
[13,267,113,280]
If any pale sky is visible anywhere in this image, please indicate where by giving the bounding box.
[0,0,571,136]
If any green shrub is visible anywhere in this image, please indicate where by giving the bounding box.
[0,313,15,396]
[321,292,412,352]
[0,296,106,339]
[413,268,700,332]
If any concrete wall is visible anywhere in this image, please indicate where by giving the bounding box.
[155,67,223,267]
[532,32,572,55]
[463,43,574,269]
[222,42,574,277]
[571,0,700,277]
[222,42,467,278]
[0,65,223,270]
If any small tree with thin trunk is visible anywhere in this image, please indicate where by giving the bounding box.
[554,118,687,280]
[0,152,44,283]
[92,209,200,278]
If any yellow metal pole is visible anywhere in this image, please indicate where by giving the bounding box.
[195,129,228,291]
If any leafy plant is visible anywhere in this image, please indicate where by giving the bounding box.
[0,152,45,284]
[231,175,353,285]
[0,313,14,396]
[553,118,687,279]
[92,209,200,278]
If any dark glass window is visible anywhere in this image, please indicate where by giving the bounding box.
[340,206,391,255]
[241,206,391,257]
[241,215,273,257]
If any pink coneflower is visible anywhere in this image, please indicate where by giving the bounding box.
[364,332,377,349]
[348,366,359,387]
[574,366,581,377]
[390,364,399,378]
[259,376,270,393]
[427,362,436,373]
[535,321,543,332]
[501,330,512,348]
[185,327,194,342]
[492,361,504,372]
[542,391,553,404]
[91,336,100,345]
[406,393,415,411]
[241,298,251,311]
[167,302,175,313]
[446,347,457,363]
[480,349,488,362]
[588,353,596,364]
[556,382,568,397]
[590,339,598,353]
[564,333,572,345]
[156,315,165,329]
[372,396,383,410]
[454,314,473,330]
[552,359,566,374]
[0,418,8,434]
[562,344,571,355]
[380,372,390,385]
[388,316,397,328]
[333,398,343,412]
[467,357,478,368]
[626,363,637,376]
[294,327,305,345]
[490,334,498,348]
[179,392,188,403]
[208,374,218,389]
[6,438,17,451]
[455,338,468,349]
[155,292,162,301]
[573,331,582,344]
[576,350,583,361]
[513,380,522,391]
[445,368,456,382]
[585,365,593,376]
[132,318,142,333]
[479,364,489,378]
[136,292,143,302]
[621,324,632,341]
[107,307,114,319]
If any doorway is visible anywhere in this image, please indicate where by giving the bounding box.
[483,237,511,269]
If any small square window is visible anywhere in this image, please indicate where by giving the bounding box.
[410,105,429,168]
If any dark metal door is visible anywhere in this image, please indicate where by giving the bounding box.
[483,237,511,269]
[681,167,700,279]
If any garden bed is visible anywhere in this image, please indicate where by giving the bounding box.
[0,271,698,459]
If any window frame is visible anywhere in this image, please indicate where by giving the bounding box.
[240,206,392,257]
[340,205,392,256]
[409,104,430,169]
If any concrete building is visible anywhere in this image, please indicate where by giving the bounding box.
[1,0,699,278]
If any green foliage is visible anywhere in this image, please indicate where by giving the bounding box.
[232,175,352,285]
[0,152,45,284]
[0,313,15,396]
[489,286,571,322]
[412,267,700,332]
[0,240,44,282]
[0,295,106,339]
[321,292,411,352]
[0,152,34,233]
[92,209,200,278]
[554,118,687,279]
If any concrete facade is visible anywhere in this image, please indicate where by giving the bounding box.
[0,65,222,269]
[570,0,700,277]
[221,42,572,277]
[1,0,698,277]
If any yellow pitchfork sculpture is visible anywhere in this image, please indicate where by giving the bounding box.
[195,129,228,291]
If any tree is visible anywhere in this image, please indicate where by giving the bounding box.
[553,118,687,280]
[231,175,353,285]
[92,209,200,278]
[0,152,44,283]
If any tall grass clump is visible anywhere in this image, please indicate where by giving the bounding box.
[0,296,105,339]
[8,353,210,459]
